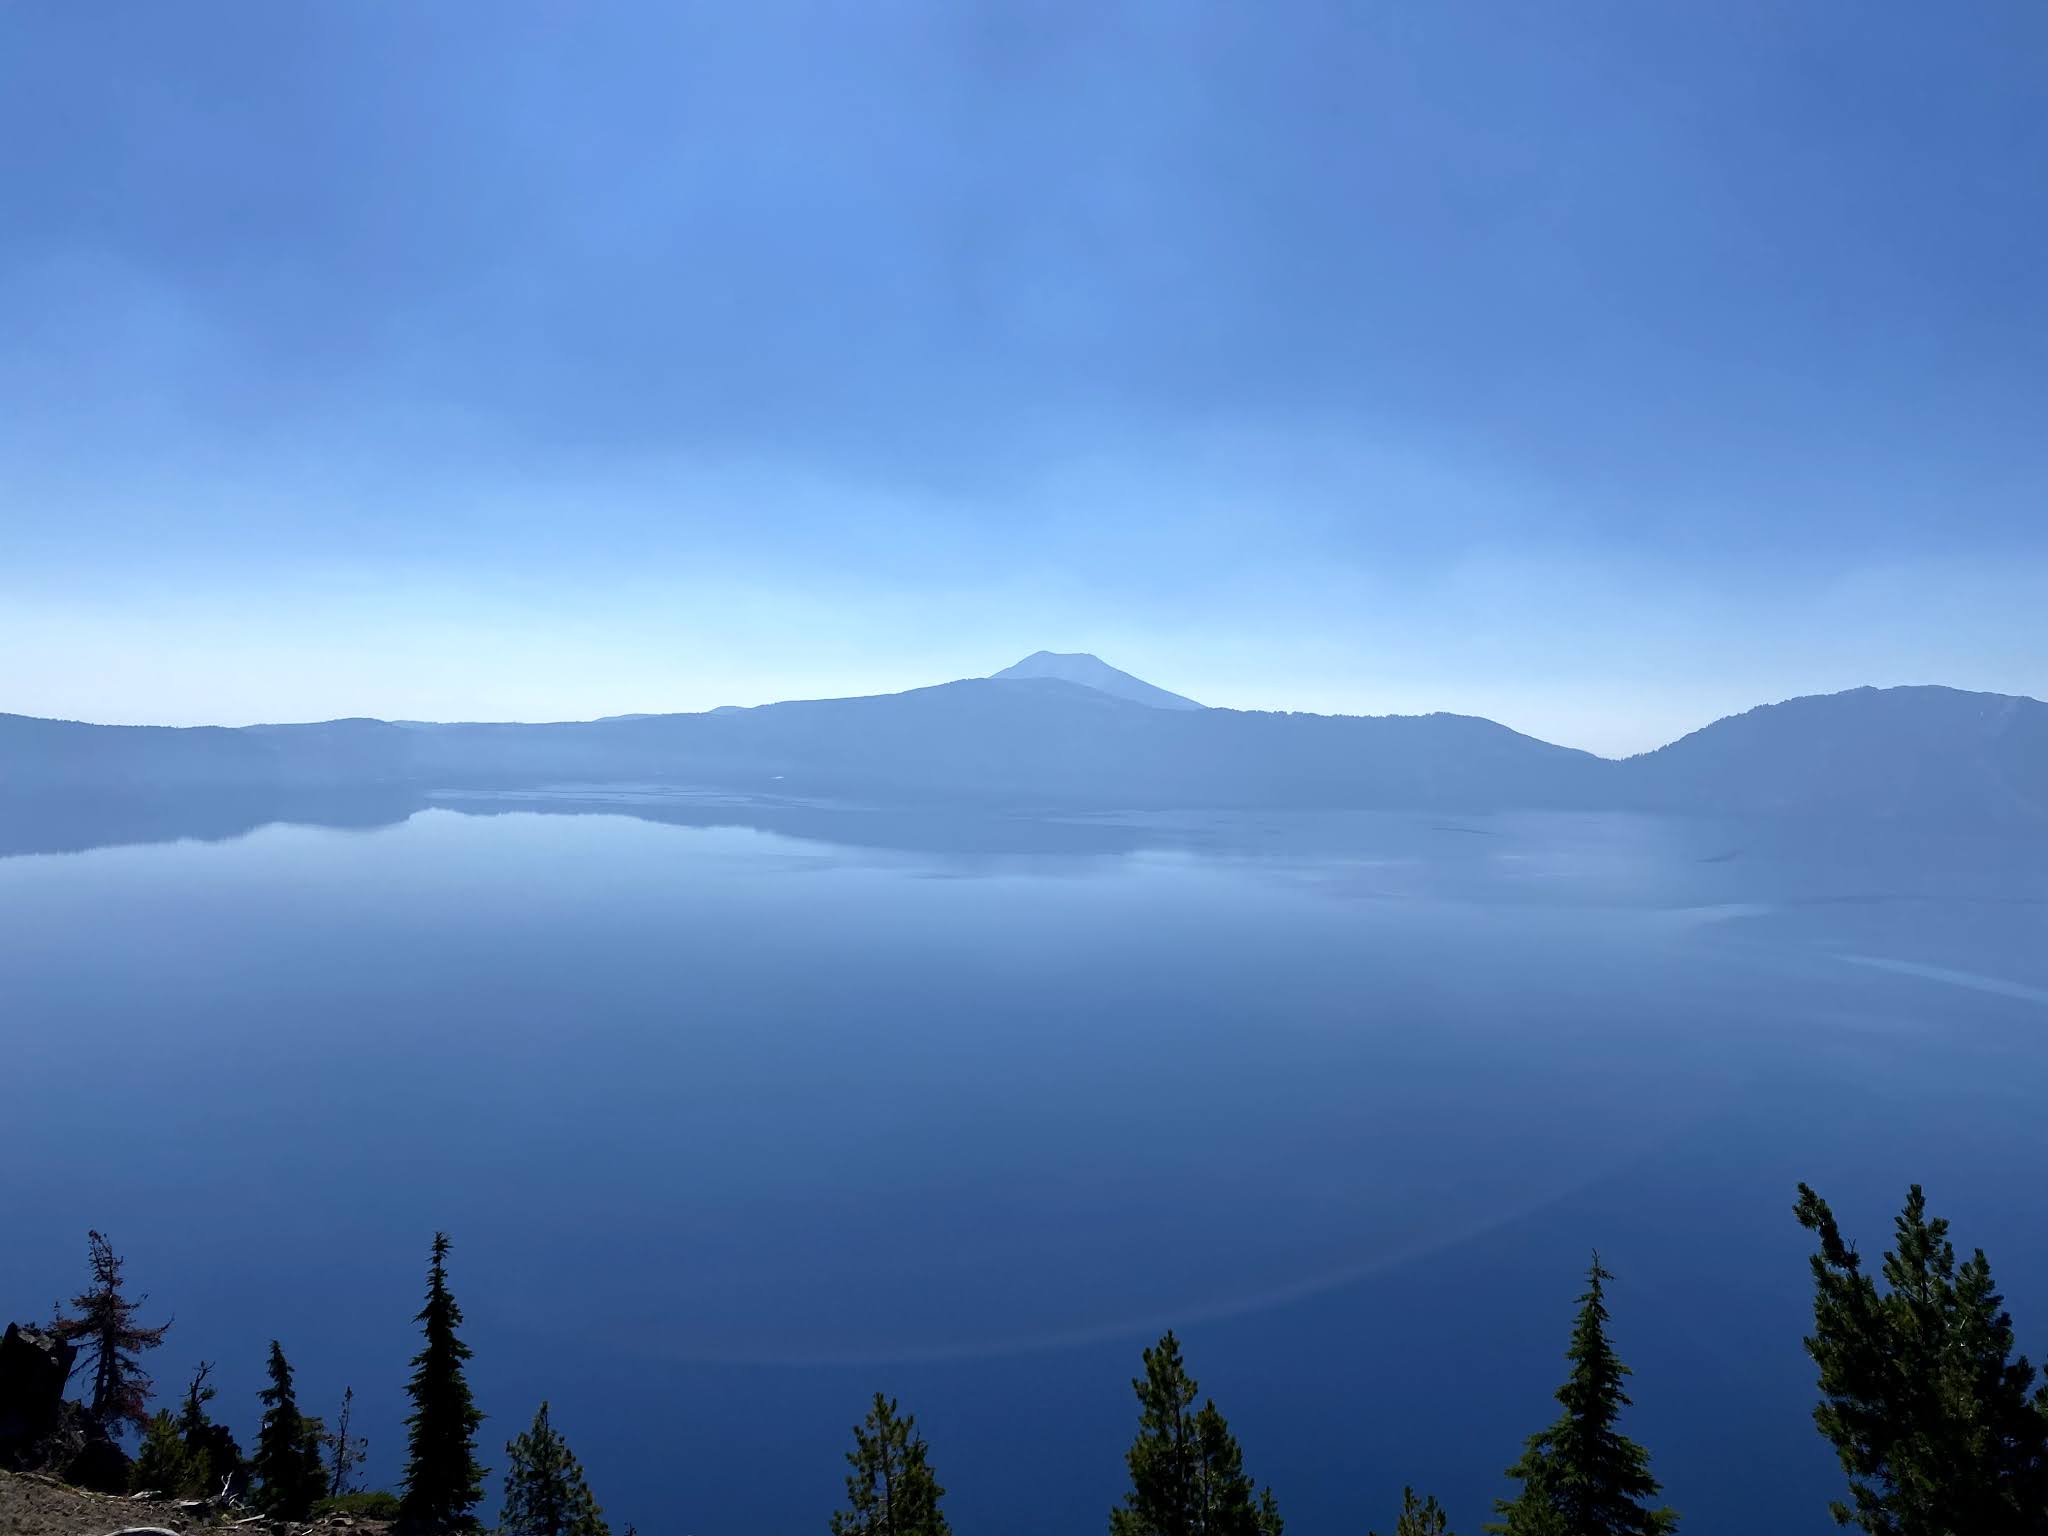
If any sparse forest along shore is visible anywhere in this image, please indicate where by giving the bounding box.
[6,1185,2044,1534]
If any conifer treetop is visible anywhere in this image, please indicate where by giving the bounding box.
[399,1231,487,1534]
[831,1392,950,1536]
[1796,1183,2048,1533]
[1487,1254,1676,1536]
[501,1399,610,1536]
[1112,1331,1277,1536]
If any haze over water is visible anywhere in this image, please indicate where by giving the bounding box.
[5,795,2044,1534]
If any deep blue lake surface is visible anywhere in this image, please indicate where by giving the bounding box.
[4,795,2045,1534]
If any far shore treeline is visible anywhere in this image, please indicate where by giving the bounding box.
[10,1186,2048,1535]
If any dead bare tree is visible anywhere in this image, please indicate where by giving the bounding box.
[323,1384,368,1498]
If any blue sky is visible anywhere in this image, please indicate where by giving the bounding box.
[2,2,2041,755]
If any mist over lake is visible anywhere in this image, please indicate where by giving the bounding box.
[5,793,2043,1534]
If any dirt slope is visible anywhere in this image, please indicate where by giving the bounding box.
[0,1472,389,1536]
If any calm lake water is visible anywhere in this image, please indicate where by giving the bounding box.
[4,795,2045,1534]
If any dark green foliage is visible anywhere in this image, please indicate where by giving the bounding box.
[1114,1331,1199,1536]
[178,1360,248,1497]
[252,1340,327,1520]
[1190,1402,1258,1536]
[131,1409,193,1494]
[317,1489,406,1520]
[501,1400,609,1536]
[1110,1330,1279,1536]
[51,1230,170,1439]
[1487,1255,1676,1536]
[1795,1183,2048,1534]
[830,1392,949,1536]
[1373,1488,1456,1536]
[399,1232,486,1534]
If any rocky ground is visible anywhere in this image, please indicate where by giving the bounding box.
[0,1472,389,1536]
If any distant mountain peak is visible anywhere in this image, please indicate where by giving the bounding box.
[988,651,1204,710]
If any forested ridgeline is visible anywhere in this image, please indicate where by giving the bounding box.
[2,1186,2044,1535]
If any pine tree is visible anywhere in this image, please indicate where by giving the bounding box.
[253,1340,327,1520]
[132,1409,194,1494]
[178,1360,248,1497]
[1795,1183,2048,1534]
[1372,1488,1456,1536]
[1115,1331,1199,1536]
[1487,1255,1677,1536]
[500,1401,609,1536]
[51,1230,170,1439]
[1191,1402,1257,1536]
[1111,1331,1279,1536]
[830,1392,950,1536]
[399,1232,486,1534]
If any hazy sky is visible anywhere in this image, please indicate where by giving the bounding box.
[3,2,2042,755]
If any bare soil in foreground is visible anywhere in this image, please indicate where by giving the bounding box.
[0,1473,389,1536]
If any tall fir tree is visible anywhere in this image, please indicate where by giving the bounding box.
[51,1229,170,1439]
[1796,1183,2048,1534]
[830,1392,950,1536]
[1372,1488,1456,1536]
[501,1401,609,1536]
[1487,1255,1677,1536]
[1111,1331,1279,1536]
[399,1232,486,1534]
[252,1340,328,1521]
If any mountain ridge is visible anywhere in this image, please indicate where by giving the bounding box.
[2,670,2042,823]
